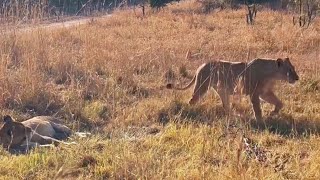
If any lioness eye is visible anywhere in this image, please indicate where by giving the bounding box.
[7,130,12,136]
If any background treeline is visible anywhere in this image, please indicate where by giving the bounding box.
[0,0,143,23]
[0,0,126,18]
[0,0,319,23]
[200,0,319,10]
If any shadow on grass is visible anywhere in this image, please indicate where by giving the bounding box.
[248,113,320,137]
[159,101,320,137]
[157,100,227,125]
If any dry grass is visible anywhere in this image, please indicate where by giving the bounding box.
[0,0,320,179]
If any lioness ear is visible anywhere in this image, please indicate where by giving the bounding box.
[284,57,290,62]
[3,115,14,124]
[276,58,283,67]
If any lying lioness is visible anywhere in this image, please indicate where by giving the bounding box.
[0,115,72,149]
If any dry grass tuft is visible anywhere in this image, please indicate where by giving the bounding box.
[78,155,97,168]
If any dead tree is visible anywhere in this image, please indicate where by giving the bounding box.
[245,0,257,25]
[140,4,145,16]
[76,0,93,15]
[133,0,146,17]
[293,0,317,28]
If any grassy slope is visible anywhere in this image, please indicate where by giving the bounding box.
[0,1,320,179]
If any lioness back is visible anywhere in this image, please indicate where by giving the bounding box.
[22,116,72,139]
[214,61,247,91]
[166,60,247,105]
[22,118,56,138]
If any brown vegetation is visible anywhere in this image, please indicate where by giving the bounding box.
[0,0,319,178]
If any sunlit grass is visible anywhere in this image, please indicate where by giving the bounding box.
[0,0,320,179]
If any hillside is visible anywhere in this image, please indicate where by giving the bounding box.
[0,1,320,179]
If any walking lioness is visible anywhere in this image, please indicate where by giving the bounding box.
[0,115,72,149]
[166,58,299,120]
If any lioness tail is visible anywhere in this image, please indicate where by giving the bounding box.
[166,75,196,90]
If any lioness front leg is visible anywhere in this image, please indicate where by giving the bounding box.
[250,94,262,121]
[31,132,59,146]
[260,91,283,116]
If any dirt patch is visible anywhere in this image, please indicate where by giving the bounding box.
[0,15,112,34]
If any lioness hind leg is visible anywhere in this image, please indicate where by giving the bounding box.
[250,94,262,121]
[217,89,231,113]
[53,132,70,141]
[189,75,211,105]
[260,91,283,115]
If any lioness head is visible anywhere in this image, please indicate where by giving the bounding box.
[0,115,32,149]
[276,57,299,84]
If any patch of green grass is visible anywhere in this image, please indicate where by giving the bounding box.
[0,0,320,179]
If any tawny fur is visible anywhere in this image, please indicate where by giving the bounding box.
[166,57,299,120]
[0,115,72,149]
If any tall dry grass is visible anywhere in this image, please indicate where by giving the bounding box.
[0,0,319,179]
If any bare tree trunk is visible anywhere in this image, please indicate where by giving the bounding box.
[76,0,93,16]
